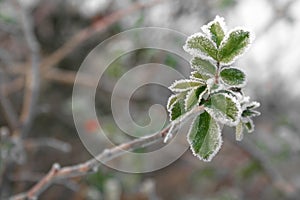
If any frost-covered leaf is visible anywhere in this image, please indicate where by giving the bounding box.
[187,111,222,162]
[202,15,226,47]
[187,112,222,162]
[241,101,261,118]
[169,99,185,121]
[235,121,244,141]
[190,71,211,82]
[183,33,218,60]
[244,101,260,110]
[185,86,207,110]
[220,67,246,87]
[243,119,254,133]
[218,29,253,64]
[191,57,217,76]
[204,93,241,126]
[167,94,178,111]
[242,109,260,118]
[169,79,203,92]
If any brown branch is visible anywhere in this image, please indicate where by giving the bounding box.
[16,0,41,137]
[44,68,97,87]
[9,106,204,200]
[4,0,163,95]
[24,137,71,153]
[40,0,163,72]
[0,88,19,131]
[8,172,79,192]
[0,77,25,96]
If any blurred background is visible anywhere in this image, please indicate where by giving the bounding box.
[1,0,300,199]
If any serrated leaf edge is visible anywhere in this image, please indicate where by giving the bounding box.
[183,32,218,62]
[219,27,255,65]
[189,71,209,82]
[184,86,207,111]
[187,114,223,162]
[190,57,217,77]
[243,118,255,133]
[168,100,183,121]
[204,93,242,126]
[169,79,203,92]
[167,94,178,111]
[242,101,260,110]
[201,15,227,40]
[219,67,247,88]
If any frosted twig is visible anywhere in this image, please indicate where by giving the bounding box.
[9,106,204,200]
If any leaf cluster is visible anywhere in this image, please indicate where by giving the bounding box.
[167,16,260,161]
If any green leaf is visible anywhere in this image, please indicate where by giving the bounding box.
[220,67,246,87]
[169,99,185,121]
[169,79,203,92]
[191,57,217,76]
[218,29,252,64]
[241,101,260,118]
[235,121,244,141]
[185,86,207,110]
[202,16,226,47]
[187,111,222,162]
[243,119,254,133]
[167,94,178,111]
[245,101,260,110]
[190,71,211,82]
[204,93,241,126]
[183,33,218,60]
[209,22,225,47]
[242,109,260,118]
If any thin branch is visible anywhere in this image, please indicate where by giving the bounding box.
[0,77,25,96]
[40,0,163,72]
[0,89,19,131]
[9,106,204,200]
[24,137,71,153]
[4,0,163,94]
[9,172,79,192]
[17,0,41,137]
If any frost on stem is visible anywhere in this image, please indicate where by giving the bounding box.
[167,15,260,161]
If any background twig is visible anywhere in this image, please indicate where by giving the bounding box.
[9,106,203,200]
[16,0,41,137]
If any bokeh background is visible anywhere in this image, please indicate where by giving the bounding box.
[1,0,300,199]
